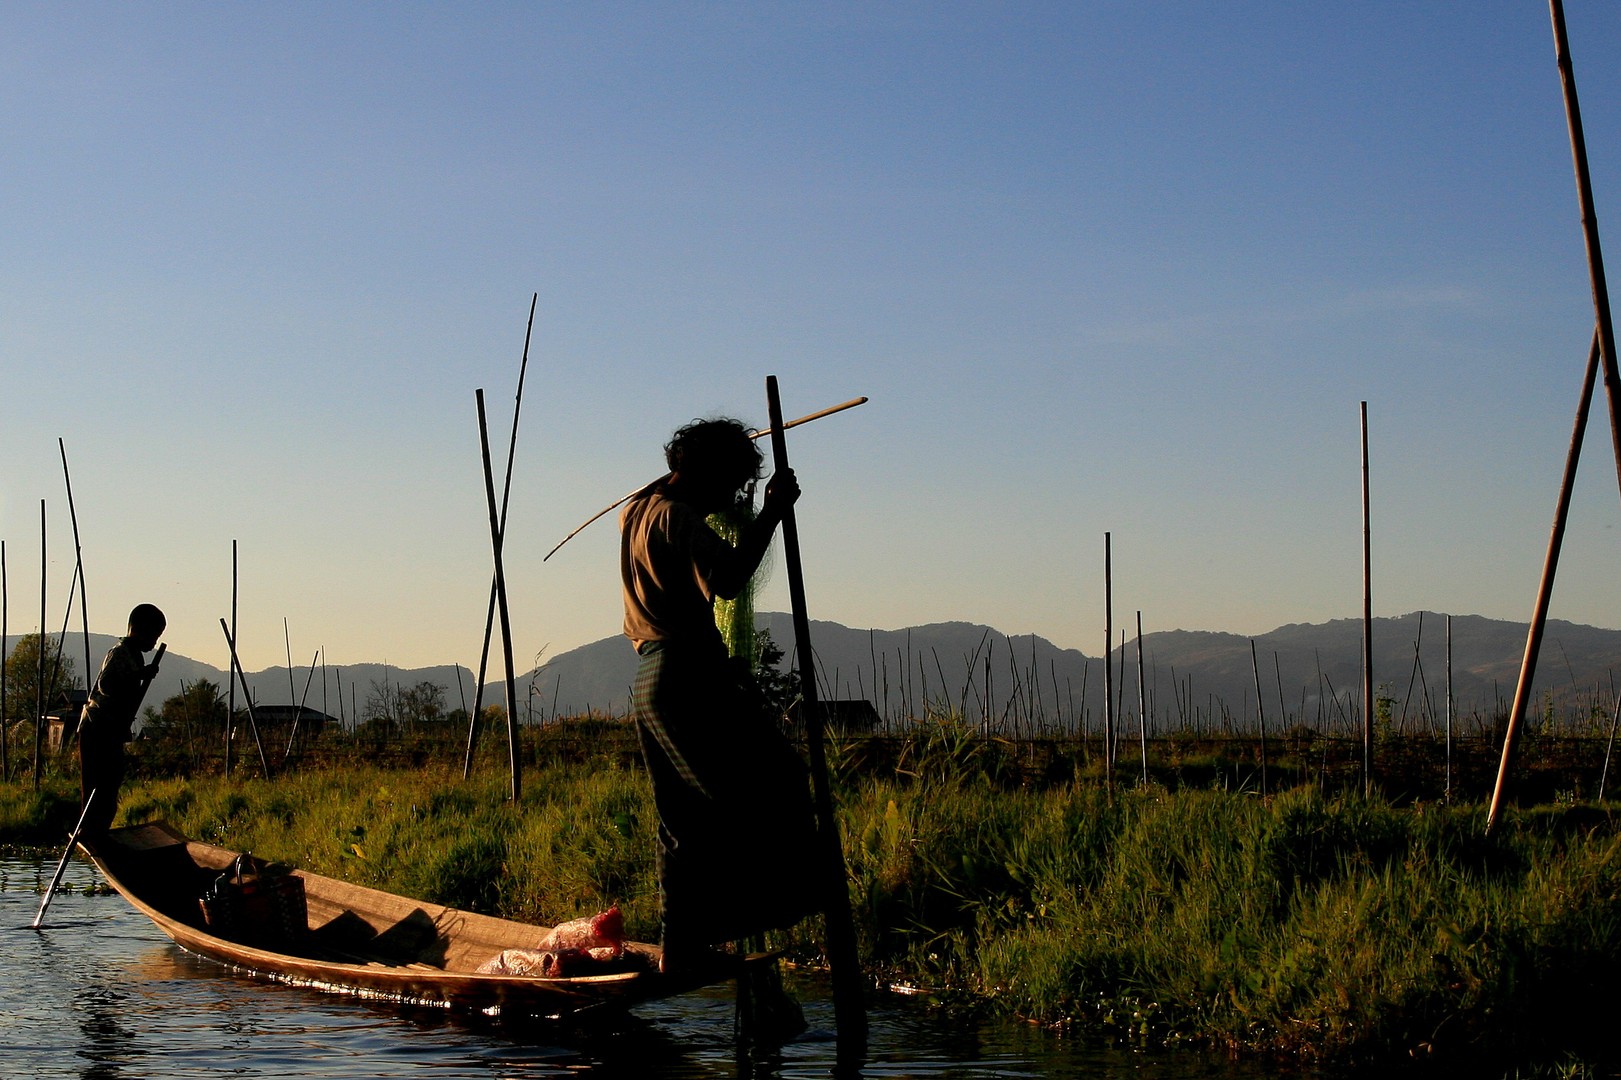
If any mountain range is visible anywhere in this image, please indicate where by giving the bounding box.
[9,611,1618,732]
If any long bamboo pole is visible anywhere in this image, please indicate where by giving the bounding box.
[1488,330,1602,830]
[1135,611,1148,785]
[1550,0,1621,486]
[226,540,237,777]
[542,396,869,562]
[1,539,8,783]
[35,501,45,790]
[1251,638,1268,798]
[1490,2,1621,828]
[465,294,537,779]
[284,649,320,764]
[1360,402,1373,797]
[1103,532,1114,797]
[219,618,272,777]
[1446,615,1454,801]
[765,375,866,1056]
[475,389,522,802]
[58,440,91,690]
[1599,681,1620,804]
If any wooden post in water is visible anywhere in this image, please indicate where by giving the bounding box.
[765,375,867,1057]
[475,389,522,802]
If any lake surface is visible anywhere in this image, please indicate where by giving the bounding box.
[1,854,1306,1079]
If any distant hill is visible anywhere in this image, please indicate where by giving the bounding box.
[520,611,1621,731]
[8,612,1618,732]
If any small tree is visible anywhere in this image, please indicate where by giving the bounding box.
[754,629,800,721]
[3,632,81,722]
[398,681,447,727]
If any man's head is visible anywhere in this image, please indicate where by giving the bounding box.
[127,604,166,650]
[664,418,763,511]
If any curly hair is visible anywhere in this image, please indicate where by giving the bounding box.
[664,417,763,488]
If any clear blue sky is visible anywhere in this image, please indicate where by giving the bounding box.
[3,3,1620,673]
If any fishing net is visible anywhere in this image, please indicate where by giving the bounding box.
[708,486,771,667]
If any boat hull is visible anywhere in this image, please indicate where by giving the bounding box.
[87,821,720,1016]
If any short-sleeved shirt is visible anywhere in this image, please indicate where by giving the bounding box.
[80,637,148,741]
[620,489,737,652]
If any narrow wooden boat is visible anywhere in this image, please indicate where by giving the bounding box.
[86,821,743,1017]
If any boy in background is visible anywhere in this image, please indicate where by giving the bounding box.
[78,603,165,841]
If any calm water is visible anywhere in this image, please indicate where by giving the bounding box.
[1,855,1299,1079]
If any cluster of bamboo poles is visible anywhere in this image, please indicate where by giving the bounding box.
[0,440,95,790]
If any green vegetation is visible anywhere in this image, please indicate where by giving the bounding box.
[4,716,1619,1073]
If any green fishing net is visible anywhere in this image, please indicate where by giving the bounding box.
[709,491,770,667]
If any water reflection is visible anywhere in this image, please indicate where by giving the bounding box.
[3,856,1301,1079]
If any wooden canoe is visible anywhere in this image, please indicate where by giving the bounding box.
[86,821,744,1017]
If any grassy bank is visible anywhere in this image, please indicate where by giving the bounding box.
[4,742,1619,1071]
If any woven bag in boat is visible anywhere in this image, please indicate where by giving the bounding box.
[198,854,309,948]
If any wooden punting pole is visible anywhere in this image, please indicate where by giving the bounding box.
[765,375,867,1056]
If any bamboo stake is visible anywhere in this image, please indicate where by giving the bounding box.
[1550,0,1621,488]
[1488,331,1601,831]
[1102,532,1114,796]
[475,389,522,802]
[1490,2,1621,828]
[542,396,869,562]
[1135,612,1148,785]
[282,619,298,760]
[765,375,867,1056]
[1251,639,1268,797]
[2,539,8,783]
[226,540,237,778]
[1360,402,1373,797]
[1446,615,1454,801]
[283,649,320,764]
[1599,679,1620,804]
[58,440,91,692]
[35,500,45,790]
[465,294,537,780]
[219,618,272,777]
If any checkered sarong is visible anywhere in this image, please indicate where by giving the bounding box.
[631,639,819,947]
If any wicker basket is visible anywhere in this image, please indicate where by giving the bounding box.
[198,856,308,948]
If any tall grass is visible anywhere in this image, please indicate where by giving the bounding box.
[4,721,1619,1070]
[838,723,1621,1066]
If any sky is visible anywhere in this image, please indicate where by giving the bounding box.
[4,2,1621,674]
